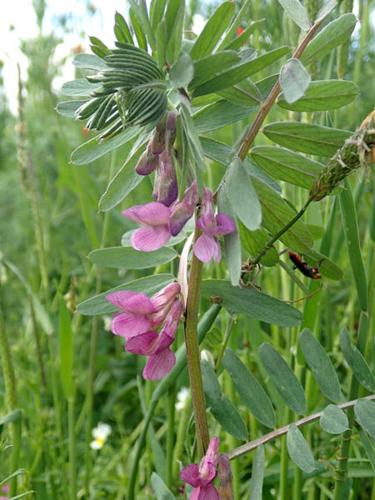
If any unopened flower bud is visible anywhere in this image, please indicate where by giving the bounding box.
[170,181,198,236]
[153,150,178,207]
[135,147,160,176]
[150,121,166,155]
[166,111,177,146]
[199,436,220,480]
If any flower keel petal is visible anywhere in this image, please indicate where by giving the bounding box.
[194,234,220,263]
[143,349,176,380]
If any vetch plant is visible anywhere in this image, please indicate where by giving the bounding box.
[56,0,375,498]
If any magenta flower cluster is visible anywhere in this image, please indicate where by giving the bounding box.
[106,111,236,381]
[180,436,220,499]
[106,283,183,380]
[123,110,235,262]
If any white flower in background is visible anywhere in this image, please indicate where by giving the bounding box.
[200,349,215,367]
[90,422,112,450]
[103,316,112,332]
[175,387,190,411]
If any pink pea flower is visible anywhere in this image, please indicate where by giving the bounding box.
[122,202,172,252]
[106,283,183,380]
[106,283,181,339]
[180,437,220,500]
[105,290,156,339]
[122,182,198,253]
[126,299,184,380]
[194,189,235,263]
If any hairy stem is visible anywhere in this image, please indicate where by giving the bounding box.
[227,394,375,461]
[234,19,325,267]
[184,239,210,453]
[237,18,324,161]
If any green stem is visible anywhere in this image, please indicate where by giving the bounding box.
[231,18,325,271]
[353,0,369,86]
[216,316,234,369]
[339,181,368,312]
[173,397,192,480]
[84,315,100,494]
[333,312,369,500]
[16,69,49,293]
[333,180,370,498]
[251,199,312,266]
[337,0,354,79]
[184,248,209,454]
[29,298,46,387]
[68,395,77,500]
[0,298,20,497]
[237,18,325,161]
[166,388,176,488]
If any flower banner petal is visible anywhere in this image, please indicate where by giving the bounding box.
[123,202,170,225]
[131,225,171,252]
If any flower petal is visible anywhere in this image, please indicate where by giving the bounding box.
[194,234,220,263]
[212,240,221,262]
[125,331,158,355]
[131,225,171,252]
[122,202,170,226]
[151,329,175,355]
[111,313,151,339]
[135,149,159,176]
[215,213,236,236]
[197,214,216,237]
[199,436,219,481]
[143,349,176,380]
[191,485,219,500]
[106,291,155,314]
[157,300,183,344]
[150,283,180,326]
[180,464,201,488]
[151,283,180,310]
